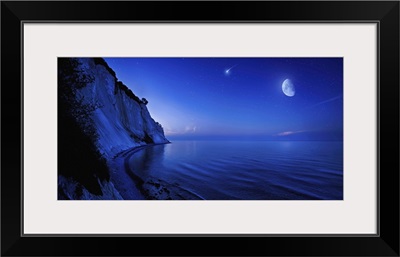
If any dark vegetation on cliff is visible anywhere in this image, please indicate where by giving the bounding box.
[93,57,147,105]
[115,81,143,104]
[58,58,109,198]
[93,58,116,78]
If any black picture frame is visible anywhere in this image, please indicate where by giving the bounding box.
[1,1,399,256]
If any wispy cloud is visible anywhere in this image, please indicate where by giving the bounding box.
[307,95,342,109]
[276,130,305,136]
[184,125,197,133]
[164,129,180,135]
[277,131,295,136]
[165,125,197,135]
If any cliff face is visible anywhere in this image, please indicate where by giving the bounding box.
[76,58,169,158]
[58,58,169,200]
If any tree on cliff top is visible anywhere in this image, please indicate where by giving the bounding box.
[141,98,148,105]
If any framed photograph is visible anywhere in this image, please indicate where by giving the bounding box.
[2,1,399,256]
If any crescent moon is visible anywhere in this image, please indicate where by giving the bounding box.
[282,79,295,97]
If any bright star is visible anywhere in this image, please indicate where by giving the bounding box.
[224,65,237,76]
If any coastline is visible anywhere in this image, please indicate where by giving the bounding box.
[109,142,170,200]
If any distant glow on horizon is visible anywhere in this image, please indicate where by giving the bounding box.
[104,57,343,140]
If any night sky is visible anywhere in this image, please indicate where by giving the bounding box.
[104,58,343,141]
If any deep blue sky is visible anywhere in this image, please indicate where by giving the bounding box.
[104,57,343,141]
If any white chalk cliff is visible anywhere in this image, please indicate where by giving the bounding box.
[58,58,169,200]
[76,58,169,158]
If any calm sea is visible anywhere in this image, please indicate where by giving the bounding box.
[127,140,343,200]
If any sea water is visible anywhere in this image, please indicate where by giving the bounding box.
[127,140,343,200]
